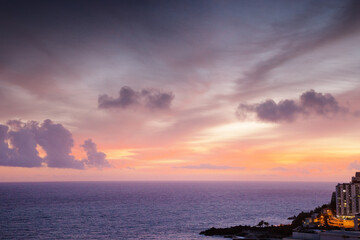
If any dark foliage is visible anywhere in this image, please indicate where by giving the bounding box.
[200,225,293,237]
[200,203,332,238]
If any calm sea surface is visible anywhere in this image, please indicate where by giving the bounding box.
[0,181,335,239]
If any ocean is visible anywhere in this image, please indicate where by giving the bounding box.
[0,181,334,239]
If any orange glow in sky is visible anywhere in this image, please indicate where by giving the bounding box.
[1,0,360,182]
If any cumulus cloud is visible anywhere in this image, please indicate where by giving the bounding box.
[34,119,84,169]
[0,119,111,169]
[82,139,111,169]
[7,123,43,167]
[174,164,244,170]
[98,87,138,109]
[98,86,174,110]
[0,122,43,167]
[238,99,301,123]
[0,125,9,163]
[299,90,345,115]
[237,90,348,123]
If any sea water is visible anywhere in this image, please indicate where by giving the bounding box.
[0,181,334,239]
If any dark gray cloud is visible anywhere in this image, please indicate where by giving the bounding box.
[300,90,345,116]
[0,119,111,169]
[34,119,84,169]
[255,99,300,123]
[98,87,138,109]
[98,86,174,110]
[0,125,9,165]
[82,139,111,169]
[174,164,244,170]
[7,124,43,167]
[237,90,348,123]
[141,89,175,109]
[0,122,43,167]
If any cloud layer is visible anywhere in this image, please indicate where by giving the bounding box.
[98,86,174,110]
[238,0,360,88]
[237,90,348,122]
[0,119,111,169]
[174,164,244,170]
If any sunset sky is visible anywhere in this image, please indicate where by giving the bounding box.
[1,0,360,182]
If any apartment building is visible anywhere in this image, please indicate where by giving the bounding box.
[336,172,360,216]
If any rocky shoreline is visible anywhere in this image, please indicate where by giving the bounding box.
[200,224,293,239]
[199,204,333,239]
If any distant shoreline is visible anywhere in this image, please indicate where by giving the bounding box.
[199,204,337,239]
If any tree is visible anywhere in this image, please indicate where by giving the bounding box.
[257,220,265,227]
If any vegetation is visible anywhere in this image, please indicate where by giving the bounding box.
[200,224,293,238]
[256,220,269,227]
[199,203,333,238]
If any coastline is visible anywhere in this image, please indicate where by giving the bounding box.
[199,204,333,239]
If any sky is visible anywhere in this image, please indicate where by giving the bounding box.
[1,0,360,182]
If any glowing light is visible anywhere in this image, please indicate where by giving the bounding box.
[36,144,47,158]
[151,159,188,164]
[105,149,136,160]
[194,121,276,144]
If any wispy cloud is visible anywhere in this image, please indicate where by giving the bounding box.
[238,0,360,88]
[174,164,244,170]
[271,167,288,172]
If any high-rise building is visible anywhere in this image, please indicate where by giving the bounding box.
[336,172,360,216]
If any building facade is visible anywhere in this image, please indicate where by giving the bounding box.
[336,172,360,216]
